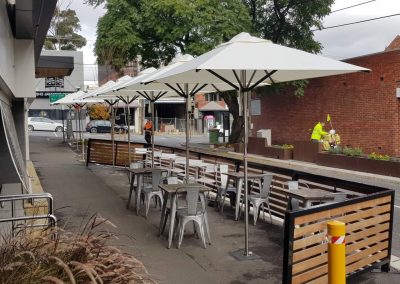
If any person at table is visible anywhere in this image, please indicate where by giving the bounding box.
[144,119,153,146]
[310,121,328,143]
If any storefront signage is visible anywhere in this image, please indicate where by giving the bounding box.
[49,93,66,103]
[45,77,64,88]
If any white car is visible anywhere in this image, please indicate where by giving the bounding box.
[28,117,65,132]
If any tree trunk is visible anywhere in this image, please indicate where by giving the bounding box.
[219,90,244,143]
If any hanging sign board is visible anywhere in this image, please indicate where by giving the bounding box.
[45,77,64,88]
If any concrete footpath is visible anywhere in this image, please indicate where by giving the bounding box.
[30,135,399,283]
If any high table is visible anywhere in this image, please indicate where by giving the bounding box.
[222,171,266,221]
[280,188,335,208]
[158,183,210,249]
[127,167,167,215]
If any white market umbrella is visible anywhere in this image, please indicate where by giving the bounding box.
[145,32,369,256]
[140,55,241,180]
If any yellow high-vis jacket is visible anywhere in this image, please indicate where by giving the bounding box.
[311,122,328,140]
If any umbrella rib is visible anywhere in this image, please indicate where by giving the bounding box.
[247,70,277,91]
[155,91,168,101]
[206,69,239,90]
[266,70,277,84]
[247,70,257,89]
[232,70,244,90]
[190,84,208,97]
[176,84,186,97]
[189,83,199,97]
[117,96,128,104]
[165,83,185,97]
[128,96,138,104]
[211,84,222,93]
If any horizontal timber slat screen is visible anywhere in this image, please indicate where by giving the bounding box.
[283,190,394,284]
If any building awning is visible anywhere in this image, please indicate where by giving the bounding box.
[35,56,74,78]
[199,101,228,111]
[7,0,57,63]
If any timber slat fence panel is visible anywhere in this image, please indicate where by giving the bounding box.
[283,191,394,284]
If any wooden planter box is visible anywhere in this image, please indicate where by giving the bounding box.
[293,141,323,163]
[264,146,293,160]
[316,152,400,177]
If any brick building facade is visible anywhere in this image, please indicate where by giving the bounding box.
[251,46,400,157]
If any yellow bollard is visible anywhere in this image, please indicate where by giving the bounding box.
[328,220,346,284]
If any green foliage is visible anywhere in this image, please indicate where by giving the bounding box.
[282,144,294,149]
[328,146,342,155]
[342,147,363,157]
[45,7,87,50]
[368,152,391,161]
[95,0,250,69]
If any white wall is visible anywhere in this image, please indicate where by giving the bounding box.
[14,40,35,99]
[0,4,16,95]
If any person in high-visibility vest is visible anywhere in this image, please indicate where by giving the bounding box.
[311,122,328,142]
[144,120,153,145]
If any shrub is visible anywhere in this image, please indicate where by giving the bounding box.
[368,152,391,161]
[0,215,156,284]
[282,144,294,149]
[342,147,363,157]
[328,146,342,155]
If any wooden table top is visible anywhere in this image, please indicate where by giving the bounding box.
[159,183,210,194]
[280,188,335,202]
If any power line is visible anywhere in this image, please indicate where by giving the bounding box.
[331,0,376,13]
[313,12,400,31]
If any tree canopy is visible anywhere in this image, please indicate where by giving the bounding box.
[94,0,251,69]
[45,7,87,50]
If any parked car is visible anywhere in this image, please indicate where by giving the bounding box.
[86,120,127,133]
[28,117,65,132]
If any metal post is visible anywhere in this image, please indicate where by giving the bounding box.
[111,103,115,166]
[151,92,155,168]
[80,108,85,160]
[75,108,79,149]
[127,96,131,167]
[241,70,250,256]
[327,220,346,284]
[185,83,190,183]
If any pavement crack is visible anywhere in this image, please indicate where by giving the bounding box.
[185,252,208,272]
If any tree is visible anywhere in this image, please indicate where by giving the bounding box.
[88,104,110,120]
[45,5,87,50]
[94,0,251,69]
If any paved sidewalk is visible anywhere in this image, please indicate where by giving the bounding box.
[30,135,399,283]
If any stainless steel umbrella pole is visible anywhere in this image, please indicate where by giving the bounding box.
[151,93,155,168]
[185,83,190,183]
[241,70,251,257]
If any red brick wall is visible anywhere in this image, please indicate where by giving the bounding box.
[251,50,400,157]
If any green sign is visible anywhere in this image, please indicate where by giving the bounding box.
[49,93,66,103]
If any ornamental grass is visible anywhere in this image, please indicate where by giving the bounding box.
[0,214,157,284]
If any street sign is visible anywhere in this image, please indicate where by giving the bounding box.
[49,93,66,103]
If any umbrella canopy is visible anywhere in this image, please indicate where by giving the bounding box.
[145,32,369,257]
[146,32,369,89]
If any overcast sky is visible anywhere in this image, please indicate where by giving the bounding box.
[68,0,400,84]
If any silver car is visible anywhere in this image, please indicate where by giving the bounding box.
[28,117,65,132]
